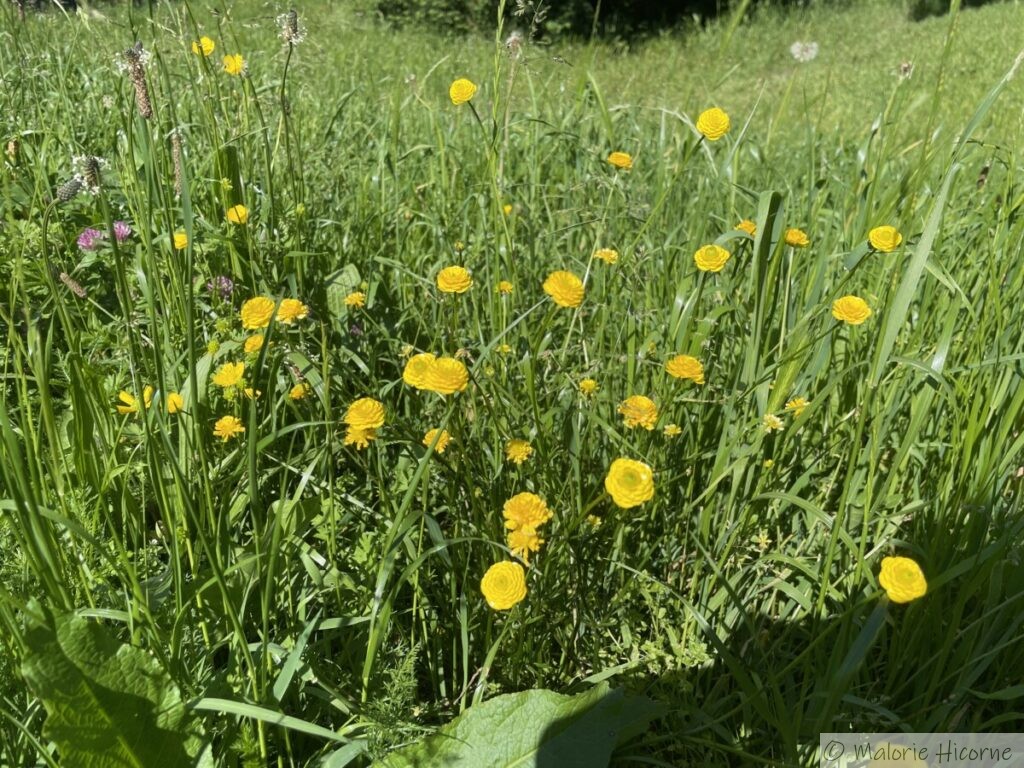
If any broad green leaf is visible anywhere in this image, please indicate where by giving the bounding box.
[371,683,661,768]
[20,602,203,768]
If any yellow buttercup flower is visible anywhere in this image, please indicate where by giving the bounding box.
[696,107,730,141]
[480,561,527,611]
[344,397,385,431]
[226,204,249,225]
[503,492,553,532]
[244,334,264,354]
[222,53,245,76]
[289,382,311,400]
[879,556,927,604]
[343,426,377,450]
[762,414,784,433]
[503,203,513,216]
[694,244,731,273]
[543,270,584,308]
[594,248,619,265]
[449,78,477,105]
[496,280,514,295]
[423,428,452,454]
[832,295,872,325]
[212,361,245,388]
[618,395,658,430]
[437,266,473,294]
[579,378,599,397]
[422,357,469,395]
[868,225,903,252]
[213,415,244,441]
[166,392,184,414]
[607,151,633,170]
[785,397,810,417]
[191,36,215,56]
[240,296,276,329]
[505,439,533,466]
[507,529,543,565]
[663,423,682,437]
[736,219,757,236]
[604,458,654,509]
[403,352,437,389]
[173,231,189,250]
[116,386,153,414]
[276,298,309,324]
[345,291,366,308]
[665,355,705,384]
[785,228,810,247]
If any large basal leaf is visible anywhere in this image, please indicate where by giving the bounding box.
[371,683,662,768]
[20,601,206,768]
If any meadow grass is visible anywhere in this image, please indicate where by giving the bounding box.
[1,0,1023,765]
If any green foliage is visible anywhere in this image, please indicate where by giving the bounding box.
[371,683,661,767]
[19,602,207,767]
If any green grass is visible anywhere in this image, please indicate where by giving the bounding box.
[1,0,1023,765]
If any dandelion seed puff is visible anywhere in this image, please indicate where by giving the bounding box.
[789,41,819,63]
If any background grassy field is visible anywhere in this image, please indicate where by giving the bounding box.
[1,0,1023,765]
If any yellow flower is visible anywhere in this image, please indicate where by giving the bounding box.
[403,352,437,389]
[762,414,784,433]
[832,295,872,325]
[244,334,265,354]
[663,423,682,437]
[226,204,249,225]
[165,393,184,417]
[503,492,553,532]
[594,248,619,265]
[173,231,189,250]
[502,203,513,216]
[736,219,757,236]
[579,378,599,397]
[344,397,385,431]
[696,107,730,141]
[212,361,245,388]
[449,78,477,105]
[868,225,903,252]
[604,458,654,509]
[785,228,810,247]
[240,297,276,329]
[505,439,533,466]
[507,528,544,565]
[345,291,366,308]
[437,266,473,294]
[289,382,311,400]
[116,386,153,414]
[607,151,633,170]
[343,426,377,450]
[422,357,469,395]
[243,387,262,400]
[276,298,309,324]
[586,514,602,529]
[694,244,731,273]
[191,36,215,56]
[213,415,244,441]
[879,556,927,604]
[665,355,705,384]
[543,270,584,309]
[785,397,810,417]
[480,561,527,611]
[618,395,658,430]
[222,54,245,76]
[423,428,452,454]
[497,343,512,355]
[496,280,514,295]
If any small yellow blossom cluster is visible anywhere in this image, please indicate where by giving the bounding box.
[343,397,385,450]
[423,428,452,454]
[505,438,533,466]
[403,353,469,395]
[503,492,553,565]
[240,296,310,330]
[116,386,183,415]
